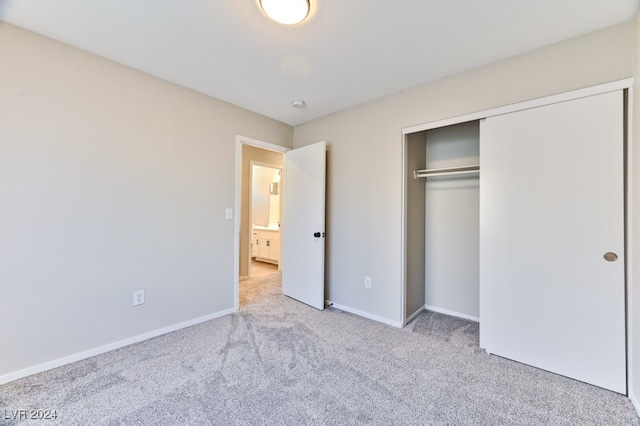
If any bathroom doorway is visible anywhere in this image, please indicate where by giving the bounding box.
[234,136,326,312]
[235,136,286,309]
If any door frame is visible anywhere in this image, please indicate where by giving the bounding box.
[234,135,290,311]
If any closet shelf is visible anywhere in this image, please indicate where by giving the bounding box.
[413,165,480,179]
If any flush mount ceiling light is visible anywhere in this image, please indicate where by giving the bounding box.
[260,0,310,25]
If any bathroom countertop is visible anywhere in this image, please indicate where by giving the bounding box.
[252,225,280,231]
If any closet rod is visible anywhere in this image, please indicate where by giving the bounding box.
[413,165,480,179]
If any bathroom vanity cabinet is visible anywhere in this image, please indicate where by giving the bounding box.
[253,228,280,264]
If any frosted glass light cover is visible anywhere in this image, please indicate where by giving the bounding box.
[260,0,310,25]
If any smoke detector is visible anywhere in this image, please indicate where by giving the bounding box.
[291,100,306,108]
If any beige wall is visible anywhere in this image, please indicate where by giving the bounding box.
[239,145,284,277]
[0,23,292,378]
[294,21,635,323]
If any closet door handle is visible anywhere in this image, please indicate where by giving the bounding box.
[603,252,618,262]
[313,232,321,238]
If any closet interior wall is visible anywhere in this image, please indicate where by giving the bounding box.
[405,131,427,320]
[404,121,480,323]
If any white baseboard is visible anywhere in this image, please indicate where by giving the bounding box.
[630,389,640,419]
[424,304,480,322]
[329,302,403,328]
[0,307,236,385]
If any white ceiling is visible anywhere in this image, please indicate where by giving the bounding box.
[1,0,638,126]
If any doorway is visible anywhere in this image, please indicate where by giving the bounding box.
[234,136,327,312]
[234,136,288,310]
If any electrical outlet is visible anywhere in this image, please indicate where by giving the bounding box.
[133,290,145,306]
[364,276,372,289]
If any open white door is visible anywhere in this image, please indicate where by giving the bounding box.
[281,141,326,310]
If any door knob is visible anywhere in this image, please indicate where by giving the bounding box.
[604,252,618,262]
[313,232,321,238]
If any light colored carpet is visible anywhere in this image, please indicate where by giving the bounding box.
[1,272,638,425]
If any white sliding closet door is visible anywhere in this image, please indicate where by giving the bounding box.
[479,91,625,393]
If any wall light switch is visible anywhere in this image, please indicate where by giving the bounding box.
[225,208,233,220]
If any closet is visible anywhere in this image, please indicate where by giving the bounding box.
[403,85,628,394]
[405,121,480,323]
